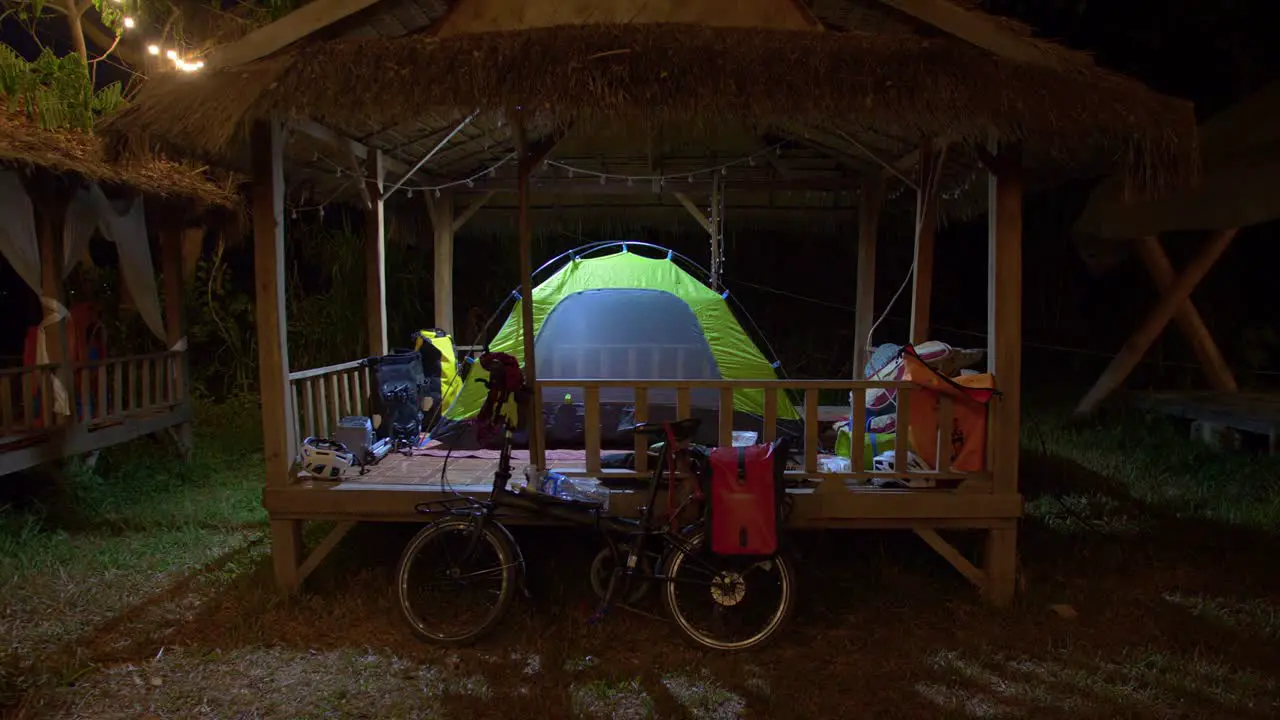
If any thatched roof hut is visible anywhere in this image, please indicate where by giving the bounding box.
[1076,80,1280,242]
[101,0,1198,233]
[0,109,240,210]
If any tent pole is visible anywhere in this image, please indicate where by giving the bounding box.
[513,110,544,471]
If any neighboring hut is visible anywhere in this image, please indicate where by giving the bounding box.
[101,0,1197,606]
[0,107,240,476]
[1072,81,1280,450]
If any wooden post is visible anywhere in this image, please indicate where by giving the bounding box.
[710,171,722,291]
[1134,235,1237,393]
[1074,228,1237,417]
[852,174,884,379]
[513,112,544,471]
[984,145,1023,607]
[909,140,939,345]
[160,224,193,455]
[34,177,71,425]
[365,148,388,356]
[431,192,456,334]
[251,118,303,594]
[180,227,204,284]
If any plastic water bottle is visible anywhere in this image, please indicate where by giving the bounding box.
[545,471,565,498]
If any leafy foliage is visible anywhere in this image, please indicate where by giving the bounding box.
[0,43,124,130]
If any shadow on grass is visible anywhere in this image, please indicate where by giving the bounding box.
[6,512,1277,719]
[5,401,1280,718]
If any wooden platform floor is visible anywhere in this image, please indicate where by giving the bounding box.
[1134,391,1280,436]
[337,450,590,488]
[274,451,1023,529]
[1,406,191,477]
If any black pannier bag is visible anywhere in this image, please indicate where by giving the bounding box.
[363,352,428,445]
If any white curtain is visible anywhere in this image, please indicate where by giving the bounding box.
[0,170,69,415]
[0,171,40,292]
[63,184,167,343]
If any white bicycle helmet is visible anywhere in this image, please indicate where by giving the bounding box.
[298,437,357,480]
[870,449,935,488]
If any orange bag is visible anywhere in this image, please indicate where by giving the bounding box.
[901,347,997,473]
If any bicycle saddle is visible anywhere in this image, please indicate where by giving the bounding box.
[628,417,701,442]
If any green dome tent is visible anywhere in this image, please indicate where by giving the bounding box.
[437,245,799,447]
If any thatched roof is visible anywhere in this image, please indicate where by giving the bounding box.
[1076,80,1280,240]
[0,109,241,209]
[106,19,1195,198]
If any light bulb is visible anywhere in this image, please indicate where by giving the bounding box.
[123,17,135,29]
[166,50,178,60]
[147,45,160,56]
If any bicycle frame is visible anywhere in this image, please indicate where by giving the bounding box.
[412,420,719,615]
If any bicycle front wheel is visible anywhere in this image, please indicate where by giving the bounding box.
[396,517,520,646]
[661,533,795,652]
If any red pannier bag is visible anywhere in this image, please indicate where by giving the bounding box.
[705,439,789,556]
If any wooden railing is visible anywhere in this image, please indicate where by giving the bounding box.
[289,360,372,447]
[0,351,186,438]
[0,364,59,436]
[537,379,990,488]
[282,359,994,490]
[286,347,480,450]
[73,351,187,426]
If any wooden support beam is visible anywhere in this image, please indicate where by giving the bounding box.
[671,192,714,234]
[437,0,822,36]
[452,190,495,233]
[252,117,304,594]
[295,520,356,585]
[910,139,940,344]
[852,174,884,379]
[160,226,192,455]
[648,129,663,194]
[1134,236,1238,393]
[364,148,388,356]
[33,178,71,423]
[915,528,986,590]
[252,118,296,484]
[207,0,383,68]
[985,145,1023,607]
[180,227,203,284]
[874,0,1067,68]
[513,111,544,471]
[431,191,456,334]
[291,118,415,182]
[710,171,723,290]
[524,126,573,171]
[1075,228,1238,417]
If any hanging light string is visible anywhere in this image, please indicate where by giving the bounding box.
[543,141,789,186]
[297,137,979,212]
[307,142,792,199]
[101,0,204,72]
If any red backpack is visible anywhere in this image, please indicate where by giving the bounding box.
[704,439,790,556]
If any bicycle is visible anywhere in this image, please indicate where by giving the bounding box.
[395,363,797,652]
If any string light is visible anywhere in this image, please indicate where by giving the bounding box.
[542,141,787,186]
[299,138,968,211]
[307,142,792,201]
[122,17,135,29]
[941,169,979,201]
[147,44,160,55]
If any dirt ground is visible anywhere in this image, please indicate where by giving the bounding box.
[3,406,1279,719]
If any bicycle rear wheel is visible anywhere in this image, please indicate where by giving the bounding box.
[661,533,795,652]
[396,517,520,646]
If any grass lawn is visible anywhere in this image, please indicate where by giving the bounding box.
[2,396,1278,719]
